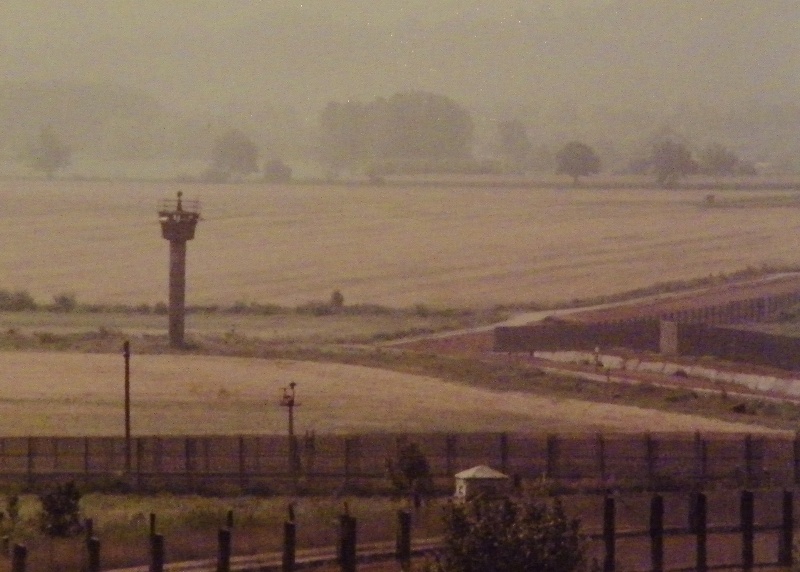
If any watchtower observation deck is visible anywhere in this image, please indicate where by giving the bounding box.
[158,192,201,242]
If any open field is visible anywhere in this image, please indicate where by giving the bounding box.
[0,350,784,436]
[2,179,800,308]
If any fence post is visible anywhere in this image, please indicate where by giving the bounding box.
[793,432,800,485]
[740,490,754,571]
[649,494,664,572]
[238,436,247,491]
[546,434,558,481]
[694,492,707,572]
[779,490,793,566]
[150,533,164,572]
[338,514,357,572]
[596,433,606,484]
[694,432,706,487]
[185,437,193,491]
[644,433,656,488]
[26,437,34,488]
[744,434,753,487]
[226,509,234,529]
[87,537,100,572]
[282,505,296,572]
[445,434,456,476]
[11,544,26,572]
[149,513,157,537]
[603,496,615,572]
[396,509,411,570]
[217,528,231,572]
[499,433,509,474]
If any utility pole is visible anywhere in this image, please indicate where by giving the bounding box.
[280,382,300,482]
[123,340,131,475]
[158,191,200,347]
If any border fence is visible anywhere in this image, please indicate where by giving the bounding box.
[0,431,797,493]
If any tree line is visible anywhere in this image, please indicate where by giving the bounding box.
[24,89,760,188]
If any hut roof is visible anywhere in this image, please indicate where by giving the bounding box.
[454,465,509,480]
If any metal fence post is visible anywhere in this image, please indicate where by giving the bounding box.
[603,496,615,572]
[649,494,664,572]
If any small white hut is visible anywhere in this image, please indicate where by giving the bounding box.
[454,465,509,501]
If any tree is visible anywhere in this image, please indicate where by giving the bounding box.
[386,439,433,497]
[28,125,71,178]
[263,158,292,182]
[652,139,697,188]
[207,129,259,182]
[497,120,532,173]
[555,141,601,185]
[428,494,592,572]
[698,143,739,175]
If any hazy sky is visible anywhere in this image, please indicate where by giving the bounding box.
[1,1,797,116]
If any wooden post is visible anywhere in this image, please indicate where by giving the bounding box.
[150,533,164,572]
[149,513,157,537]
[794,432,800,485]
[649,494,664,572]
[779,490,794,566]
[11,544,26,572]
[695,492,707,572]
[282,518,296,572]
[338,514,357,572]
[396,510,411,570]
[217,528,231,572]
[87,537,100,572]
[226,509,234,529]
[603,496,615,572]
[740,490,754,571]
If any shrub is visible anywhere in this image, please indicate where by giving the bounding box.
[386,439,433,497]
[427,494,594,572]
[38,481,83,537]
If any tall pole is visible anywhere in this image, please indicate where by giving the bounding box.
[280,383,299,481]
[123,340,131,474]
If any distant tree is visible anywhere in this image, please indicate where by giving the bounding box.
[28,125,71,178]
[319,100,370,177]
[263,158,292,183]
[698,143,739,176]
[382,91,473,160]
[652,139,697,188]
[555,141,601,185]
[497,119,532,173]
[207,129,259,182]
[318,91,473,176]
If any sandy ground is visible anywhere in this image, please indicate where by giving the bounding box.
[0,351,782,436]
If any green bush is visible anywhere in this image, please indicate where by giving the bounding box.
[427,494,594,572]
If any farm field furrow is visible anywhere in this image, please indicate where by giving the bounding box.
[2,180,799,308]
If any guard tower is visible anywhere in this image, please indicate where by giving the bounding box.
[158,191,201,347]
